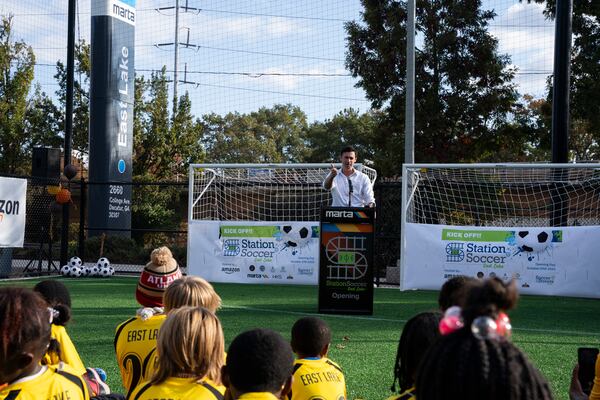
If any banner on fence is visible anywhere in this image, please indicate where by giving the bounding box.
[188,221,320,284]
[0,177,27,248]
[401,223,600,298]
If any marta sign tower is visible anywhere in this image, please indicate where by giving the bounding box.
[89,0,135,236]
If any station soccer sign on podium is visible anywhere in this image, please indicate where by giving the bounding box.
[319,207,375,315]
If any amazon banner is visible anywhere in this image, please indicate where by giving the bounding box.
[88,0,135,236]
[401,223,600,298]
[0,177,27,248]
[188,221,320,284]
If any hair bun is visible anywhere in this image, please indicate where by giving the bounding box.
[461,277,519,326]
[52,303,72,326]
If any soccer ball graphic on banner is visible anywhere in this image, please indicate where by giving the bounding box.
[516,230,552,253]
[281,225,312,249]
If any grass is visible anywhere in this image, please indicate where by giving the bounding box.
[3,276,599,400]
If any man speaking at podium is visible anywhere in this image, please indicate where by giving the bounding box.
[323,146,375,208]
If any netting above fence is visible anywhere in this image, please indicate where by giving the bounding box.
[190,164,377,221]
[404,164,600,227]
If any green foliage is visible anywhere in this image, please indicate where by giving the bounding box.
[528,0,600,161]
[201,104,309,163]
[54,40,90,158]
[346,0,521,164]
[0,15,35,174]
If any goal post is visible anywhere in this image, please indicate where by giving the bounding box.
[187,163,376,284]
[401,163,600,298]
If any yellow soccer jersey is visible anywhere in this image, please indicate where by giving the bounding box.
[385,386,416,400]
[0,364,89,400]
[129,377,225,400]
[288,358,346,400]
[238,393,279,400]
[42,324,87,375]
[114,314,166,396]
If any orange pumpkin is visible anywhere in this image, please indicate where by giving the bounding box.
[55,188,72,204]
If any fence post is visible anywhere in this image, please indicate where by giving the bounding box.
[78,178,86,261]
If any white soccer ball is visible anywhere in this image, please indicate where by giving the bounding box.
[108,266,115,276]
[69,256,83,268]
[89,265,100,277]
[60,265,71,276]
[96,257,110,269]
[281,225,313,248]
[516,229,552,253]
[81,265,91,277]
[69,266,82,277]
[99,266,111,277]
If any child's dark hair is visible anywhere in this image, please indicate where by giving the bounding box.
[416,278,552,400]
[416,329,553,400]
[391,311,441,394]
[33,280,72,326]
[461,277,518,326]
[225,328,294,394]
[0,287,51,364]
[291,317,331,357]
[438,275,476,311]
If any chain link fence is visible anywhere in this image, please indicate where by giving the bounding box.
[1,173,402,284]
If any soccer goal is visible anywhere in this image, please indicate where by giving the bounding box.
[187,163,376,285]
[401,163,600,298]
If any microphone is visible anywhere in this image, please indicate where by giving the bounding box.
[347,178,353,207]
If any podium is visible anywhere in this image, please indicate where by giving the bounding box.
[318,207,375,315]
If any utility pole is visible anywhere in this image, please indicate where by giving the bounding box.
[155,0,199,116]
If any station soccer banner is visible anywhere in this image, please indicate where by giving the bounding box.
[0,177,27,248]
[401,223,600,298]
[188,221,320,284]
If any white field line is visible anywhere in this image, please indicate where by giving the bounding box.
[221,304,600,337]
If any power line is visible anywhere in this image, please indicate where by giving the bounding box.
[135,68,351,77]
[178,81,370,102]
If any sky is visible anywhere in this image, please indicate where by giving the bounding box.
[1,0,555,123]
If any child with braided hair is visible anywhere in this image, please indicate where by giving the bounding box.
[416,277,554,400]
[387,311,441,400]
[0,287,90,400]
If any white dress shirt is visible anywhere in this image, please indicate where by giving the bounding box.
[324,169,375,207]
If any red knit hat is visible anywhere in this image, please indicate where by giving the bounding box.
[136,246,182,307]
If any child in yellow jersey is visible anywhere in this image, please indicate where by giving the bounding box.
[128,306,225,400]
[386,312,441,400]
[33,280,87,375]
[0,287,89,400]
[222,329,294,400]
[114,246,183,397]
[287,317,346,400]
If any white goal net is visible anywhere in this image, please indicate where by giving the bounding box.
[401,164,600,298]
[189,163,377,222]
[403,164,600,227]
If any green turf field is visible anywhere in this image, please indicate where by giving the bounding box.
[3,276,599,400]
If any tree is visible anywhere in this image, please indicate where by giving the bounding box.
[23,84,63,151]
[54,40,90,158]
[0,15,35,174]
[346,0,520,165]
[307,108,386,169]
[528,0,600,159]
[201,104,309,163]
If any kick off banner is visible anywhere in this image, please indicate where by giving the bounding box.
[188,221,320,284]
[401,223,600,298]
[0,177,27,248]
